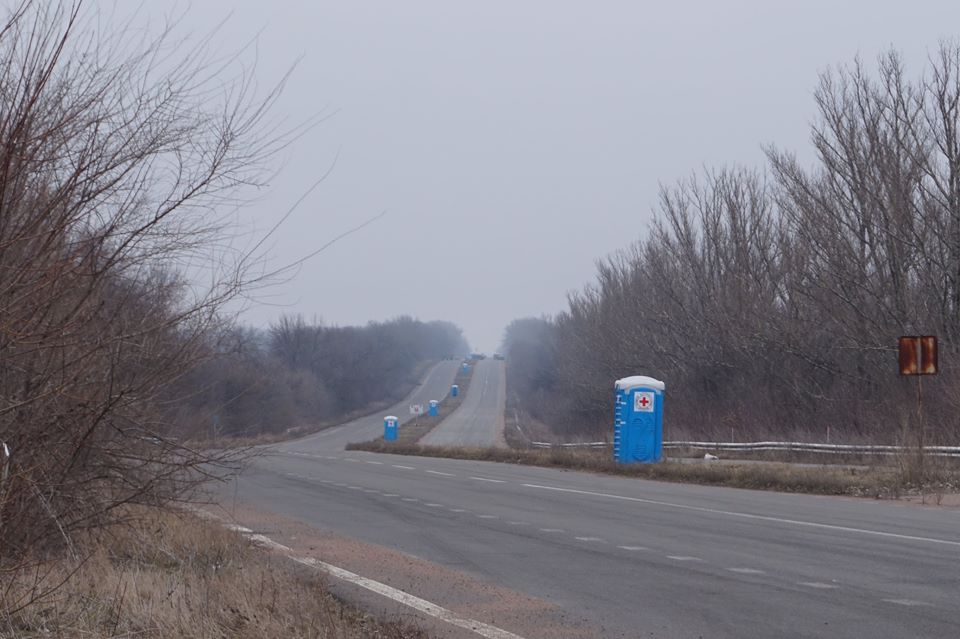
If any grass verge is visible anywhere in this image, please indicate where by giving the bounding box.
[1,506,427,638]
[344,442,960,500]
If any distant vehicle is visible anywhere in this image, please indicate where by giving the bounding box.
[468,352,486,361]
[493,353,505,360]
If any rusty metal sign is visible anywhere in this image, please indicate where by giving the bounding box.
[899,336,938,375]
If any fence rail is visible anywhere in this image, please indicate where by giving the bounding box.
[529,440,960,457]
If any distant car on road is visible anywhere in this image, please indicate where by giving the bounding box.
[468,352,486,361]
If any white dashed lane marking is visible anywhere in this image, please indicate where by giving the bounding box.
[728,568,765,574]
[575,537,605,542]
[883,598,933,607]
[521,483,960,548]
[470,476,506,483]
[666,556,703,562]
[426,470,455,477]
[392,464,415,470]
[539,528,564,533]
[476,514,498,519]
[618,546,648,551]
[365,460,383,465]
[797,582,839,589]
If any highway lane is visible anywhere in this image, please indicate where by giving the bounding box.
[226,439,960,638]
[275,359,460,453]
[420,358,506,447]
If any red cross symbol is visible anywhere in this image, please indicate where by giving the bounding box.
[638,396,650,408]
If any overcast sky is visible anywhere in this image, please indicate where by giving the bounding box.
[176,1,960,352]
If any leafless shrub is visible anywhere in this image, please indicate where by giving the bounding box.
[0,0,307,580]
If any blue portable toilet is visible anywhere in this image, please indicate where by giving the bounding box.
[451,384,459,397]
[461,362,470,373]
[613,376,665,463]
[428,400,439,417]
[383,415,399,441]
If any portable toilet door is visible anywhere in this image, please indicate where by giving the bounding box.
[613,376,665,463]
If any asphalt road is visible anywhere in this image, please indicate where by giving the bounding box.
[420,358,506,447]
[224,363,960,638]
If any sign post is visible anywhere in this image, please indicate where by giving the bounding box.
[898,336,938,477]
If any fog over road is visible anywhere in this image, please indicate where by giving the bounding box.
[421,358,506,448]
[225,363,960,638]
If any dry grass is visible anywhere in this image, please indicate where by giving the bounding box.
[1,507,427,638]
[345,442,960,499]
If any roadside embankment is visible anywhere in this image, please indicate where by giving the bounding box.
[1,506,427,638]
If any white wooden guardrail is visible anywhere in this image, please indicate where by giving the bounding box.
[529,440,960,457]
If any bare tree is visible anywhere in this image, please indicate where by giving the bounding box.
[0,0,305,589]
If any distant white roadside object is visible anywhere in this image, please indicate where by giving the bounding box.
[704,453,719,461]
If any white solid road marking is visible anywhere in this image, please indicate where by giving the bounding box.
[249,534,292,553]
[521,483,960,548]
[667,555,703,562]
[426,470,455,477]
[226,524,253,534]
[728,567,765,574]
[470,476,506,483]
[618,545,648,551]
[883,598,933,607]
[207,507,527,639]
[392,464,415,470]
[293,557,526,639]
[797,582,839,589]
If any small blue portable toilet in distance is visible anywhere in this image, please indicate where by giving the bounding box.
[451,384,459,397]
[461,362,470,373]
[384,415,399,441]
[613,376,665,463]
[428,400,439,417]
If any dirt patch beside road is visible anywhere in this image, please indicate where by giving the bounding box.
[202,502,600,639]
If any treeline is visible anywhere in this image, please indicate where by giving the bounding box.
[506,47,960,445]
[167,316,469,438]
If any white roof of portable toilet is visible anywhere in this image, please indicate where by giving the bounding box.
[385,415,398,421]
[615,376,665,391]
